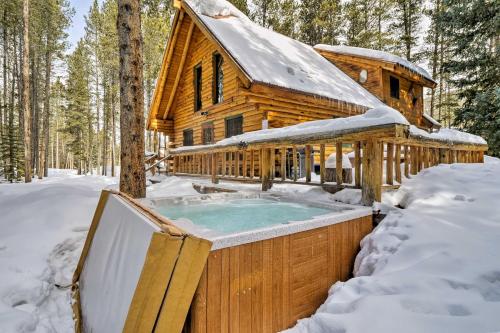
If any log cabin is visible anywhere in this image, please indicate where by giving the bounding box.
[146,0,439,149]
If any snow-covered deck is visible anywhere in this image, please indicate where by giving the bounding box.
[165,107,488,206]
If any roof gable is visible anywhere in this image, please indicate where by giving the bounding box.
[185,0,384,109]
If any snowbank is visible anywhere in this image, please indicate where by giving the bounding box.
[174,106,408,153]
[315,44,434,82]
[286,157,500,333]
[185,0,385,108]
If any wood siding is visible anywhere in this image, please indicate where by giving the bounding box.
[168,22,260,146]
[185,215,373,333]
[382,69,424,127]
[316,51,427,128]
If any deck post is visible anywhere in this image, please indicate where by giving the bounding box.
[305,145,312,183]
[336,142,343,185]
[404,145,409,178]
[439,148,449,164]
[320,144,326,184]
[386,143,394,185]
[394,144,401,184]
[261,148,273,191]
[211,153,218,184]
[292,146,298,182]
[281,147,287,181]
[362,139,382,206]
[354,142,361,187]
[410,146,418,175]
[270,148,276,180]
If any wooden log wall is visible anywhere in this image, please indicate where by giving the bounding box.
[184,215,373,333]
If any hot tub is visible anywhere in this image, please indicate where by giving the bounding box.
[146,192,373,332]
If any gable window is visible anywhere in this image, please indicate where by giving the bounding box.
[183,129,193,146]
[202,122,214,144]
[194,64,202,112]
[390,76,400,99]
[225,115,243,138]
[212,53,224,104]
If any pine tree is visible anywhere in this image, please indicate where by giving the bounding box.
[64,40,91,174]
[390,0,423,61]
[344,0,386,49]
[440,0,500,156]
[229,0,249,15]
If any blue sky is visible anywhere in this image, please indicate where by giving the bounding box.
[67,0,94,52]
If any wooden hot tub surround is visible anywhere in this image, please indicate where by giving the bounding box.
[184,215,372,333]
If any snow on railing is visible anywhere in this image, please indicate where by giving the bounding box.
[163,107,487,206]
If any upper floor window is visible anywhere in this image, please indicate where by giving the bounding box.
[212,53,224,104]
[225,115,243,138]
[202,122,214,144]
[194,63,202,112]
[390,76,400,99]
[183,128,193,146]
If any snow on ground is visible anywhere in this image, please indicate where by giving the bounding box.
[0,170,118,333]
[2,158,500,332]
[287,156,500,333]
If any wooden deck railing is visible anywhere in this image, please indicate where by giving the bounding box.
[164,123,487,206]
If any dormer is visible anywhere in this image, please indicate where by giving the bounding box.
[314,45,438,129]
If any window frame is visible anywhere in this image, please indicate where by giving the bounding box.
[212,52,224,105]
[389,76,400,100]
[193,63,203,112]
[183,128,194,146]
[201,122,215,145]
[225,114,243,138]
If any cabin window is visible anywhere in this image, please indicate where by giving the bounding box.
[183,129,193,146]
[359,69,368,83]
[212,53,224,104]
[225,115,243,138]
[202,122,214,144]
[390,76,400,99]
[194,64,202,112]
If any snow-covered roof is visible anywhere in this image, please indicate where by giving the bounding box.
[184,0,385,109]
[422,113,442,128]
[314,44,435,83]
[173,106,409,153]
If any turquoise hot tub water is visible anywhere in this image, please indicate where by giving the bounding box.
[156,198,333,235]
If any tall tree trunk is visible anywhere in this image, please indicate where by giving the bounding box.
[102,79,108,176]
[118,0,146,198]
[111,77,116,177]
[55,114,59,168]
[22,0,32,182]
[39,41,51,179]
[429,0,441,118]
[31,54,38,174]
[438,32,444,122]
[2,12,8,174]
[95,58,101,175]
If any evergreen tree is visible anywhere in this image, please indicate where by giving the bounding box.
[228,0,249,15]
[390,0,423,61]
[440,0,500,156]
[64,40,91,174]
